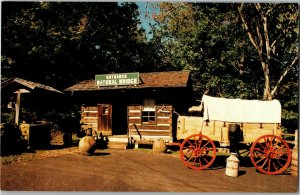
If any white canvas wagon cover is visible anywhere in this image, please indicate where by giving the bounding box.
[202,95,281,123]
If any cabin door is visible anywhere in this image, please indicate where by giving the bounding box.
[98,104,112,135]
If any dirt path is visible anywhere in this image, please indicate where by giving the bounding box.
[1,148,299,192]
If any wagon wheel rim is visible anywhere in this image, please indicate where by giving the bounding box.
[250,135,291,175]
[180,134,216,170]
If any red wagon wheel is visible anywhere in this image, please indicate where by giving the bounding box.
[180,134,216,170]
[250,135,292,175]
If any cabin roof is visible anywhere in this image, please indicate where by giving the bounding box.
[64,71,190,92]
[1,78,63,94]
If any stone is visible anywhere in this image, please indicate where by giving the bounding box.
[152,139,167,153]
[78,136,96,155]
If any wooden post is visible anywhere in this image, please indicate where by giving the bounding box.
[15,92,21,125]
[291,130,298,177]
[294,130,298,147]
[14,89,30,126]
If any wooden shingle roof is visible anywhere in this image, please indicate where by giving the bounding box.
[64,71,190,92]
[1,78,63,94]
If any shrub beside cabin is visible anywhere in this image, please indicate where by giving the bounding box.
[64,71,194,148]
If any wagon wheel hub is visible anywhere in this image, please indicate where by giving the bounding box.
[266,150,276,159]
[193,148,206,157]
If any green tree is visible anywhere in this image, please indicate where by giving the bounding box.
[1,2,151,89]
[151,3,254,98]
[238,3,298,100]
[150,2,298,131]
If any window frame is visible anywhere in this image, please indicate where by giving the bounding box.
[141,99,156,125]
[141,108,156,124]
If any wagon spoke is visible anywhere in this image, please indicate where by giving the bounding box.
[186,140,195,148]
[276,159,285,168]
[197,136,203,148]
[270,136,275,146]
[260,158,269,169]
[258,142,267,150]
[240,150,250,156]
[184,153,193,161]
[250,135,292,175]
[263,137,269,148]
[255,156,267,164]
[275,144,285,152]
[253,147,265,154]
[180,134,216,171]
[203,157,209,164]
[193,156,199,166]
[200,141,210,150]
[272,161,278,171]
[275,150,289,157]
[193,137,199,148]
[267,159,271,172]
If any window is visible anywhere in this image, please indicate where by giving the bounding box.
[142,99,156,124]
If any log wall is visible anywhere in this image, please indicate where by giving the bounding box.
[128,105,173,143]
[80,106,98,133]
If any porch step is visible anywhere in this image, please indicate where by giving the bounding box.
[108,142,128,149]
[107,135,129,149]
[107,135,129,143]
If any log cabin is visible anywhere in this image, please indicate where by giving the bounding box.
[64,71,194,148]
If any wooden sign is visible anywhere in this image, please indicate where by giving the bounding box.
[95,72,139,87]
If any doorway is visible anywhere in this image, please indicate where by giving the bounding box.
[97,104,112,135]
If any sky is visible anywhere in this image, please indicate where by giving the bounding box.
[136,2,158,40]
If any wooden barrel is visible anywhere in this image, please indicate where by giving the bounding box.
[291,146,298,177]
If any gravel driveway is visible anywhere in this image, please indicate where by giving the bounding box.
[1,148,298,192]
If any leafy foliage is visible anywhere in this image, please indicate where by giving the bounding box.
[1,2,298,132]
[1,2,156,89]
[150,2,298,131]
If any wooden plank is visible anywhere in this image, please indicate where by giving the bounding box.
[128,112,141,117]
[243,123,276,129]
[156,117,172,124]
[81,124,97,131]
[130,129,170,133]
[130,125,170,130]
[81,112,97,117]
[128,110,141,113]
[128,118,141,124]
[156,105,172,111]
[81,106,98,111]
[157,124,171,126]
[80,118,98,123]
[81,122,97,125]
[130,131,171,136]
[128,106,142,110]
[157,112,171,117]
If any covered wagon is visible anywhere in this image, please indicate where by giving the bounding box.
[177,95,291,175]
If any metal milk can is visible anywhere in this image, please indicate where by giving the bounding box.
[225,153,240,177]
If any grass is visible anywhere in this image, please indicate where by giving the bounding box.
[0,146,78,165]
